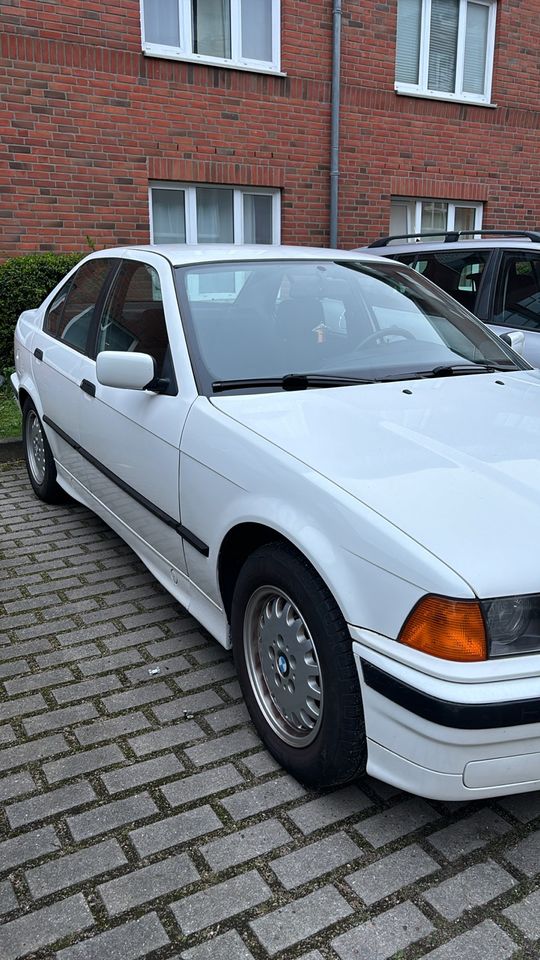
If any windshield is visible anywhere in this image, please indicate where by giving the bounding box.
[174,259,523,393]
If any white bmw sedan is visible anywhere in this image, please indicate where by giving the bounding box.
[12,245,540,800]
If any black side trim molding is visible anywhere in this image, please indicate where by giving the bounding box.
[43,414,209,556]
[361,659,540,730]
[33,348,43,361]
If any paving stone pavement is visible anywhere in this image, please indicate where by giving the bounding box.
[1,461,539,959]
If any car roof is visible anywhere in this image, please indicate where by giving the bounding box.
[355,239,540,257]
[90,244,389,267]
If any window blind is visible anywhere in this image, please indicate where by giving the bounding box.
[428,0,459,92]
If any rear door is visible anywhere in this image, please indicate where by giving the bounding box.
[31,257,116,485]
[394,249,493,315]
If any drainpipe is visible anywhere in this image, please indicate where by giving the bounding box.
[330,0,342,248]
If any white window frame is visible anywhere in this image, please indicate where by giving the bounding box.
[391,198,483,239]
[140,0,282,75]
[395,0,497,106]
[149,182,281,245]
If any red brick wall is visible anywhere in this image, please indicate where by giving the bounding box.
[1,0,539,257]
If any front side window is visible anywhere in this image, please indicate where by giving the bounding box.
[97,261,174,388]
[390,197,483,241]
[141,0,280,71]
[493,253,540,331]
[396,0,496,104]
[150,183,280,245]
[174,259,521,393]
[43,259,113,353]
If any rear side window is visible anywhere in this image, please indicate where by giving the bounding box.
[396,250,490,313]
[44,259,114,352]
[493,253,540,331]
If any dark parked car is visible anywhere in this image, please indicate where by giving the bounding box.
[356,230,540,365]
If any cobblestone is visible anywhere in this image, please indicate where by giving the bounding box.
[56,912,169,960]
[220,774,305,820]
[161,762,244,806]
[331,901,434,960]
[355,797,439,848]
[201,818,291,870]
[250,884,353,956]
[26,839,128,898]
[346,842,440,905]
[270,832,362,889]
[427,810,512,861]
[0,894,94,960]
[101,753,185,794]
[172,869,272,934]
[67,792,159,841]
[98,852,199,915]
[420,920,517,959]
[423,859,516,920]
[6,780,97,828]
[1,461,539,960]
[130,805,223,858]
[287,785,371,835]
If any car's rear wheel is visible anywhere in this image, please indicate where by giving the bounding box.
[231,542,367,788]
[23,399,66,503]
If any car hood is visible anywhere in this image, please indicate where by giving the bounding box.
[211,371,540,598]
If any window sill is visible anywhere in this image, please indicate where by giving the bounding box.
[395,86,496,109]
[143,48,286,78]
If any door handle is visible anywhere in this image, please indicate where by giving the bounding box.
[80,379,96,397]
[34,348,43,361]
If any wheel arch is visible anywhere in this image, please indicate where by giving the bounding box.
[218,522,298,621]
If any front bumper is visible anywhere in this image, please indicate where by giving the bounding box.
[353,632,540,800]
[10,371,20,406]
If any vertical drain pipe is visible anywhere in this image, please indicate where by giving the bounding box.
[330,0,342,248]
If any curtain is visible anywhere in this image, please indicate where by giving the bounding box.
[196,187,234,242]
[243,194,273,244]
[152,190,186,243]
[192,0,231,58]
[143,0,180,46]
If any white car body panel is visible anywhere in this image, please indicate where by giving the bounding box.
[210,371,540,599]
[12,243,540,801]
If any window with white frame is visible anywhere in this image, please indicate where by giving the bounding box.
[395,0,496,104]
[390,198,483,240]
[141,0,280,72]
[150,183,281,245]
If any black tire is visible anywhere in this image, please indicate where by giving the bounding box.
[22,399,66,504]
[231,542,367,788]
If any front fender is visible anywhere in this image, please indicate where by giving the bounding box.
[180,400,474,640]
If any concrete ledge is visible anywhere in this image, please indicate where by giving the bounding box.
[0,437,24,463]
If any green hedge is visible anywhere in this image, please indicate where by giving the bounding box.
[0,252,84,370]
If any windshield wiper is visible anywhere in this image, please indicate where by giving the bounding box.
[212,373,376,393]
[425,362,518,377]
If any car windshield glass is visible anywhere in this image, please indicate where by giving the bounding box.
[174,259,522,393]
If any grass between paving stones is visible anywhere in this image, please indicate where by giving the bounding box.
[0,376,21,439]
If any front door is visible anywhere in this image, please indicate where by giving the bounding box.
[77,253,196,575]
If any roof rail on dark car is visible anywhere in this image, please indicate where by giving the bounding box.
[368,229,540,248]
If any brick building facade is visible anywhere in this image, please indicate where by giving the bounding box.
[1,0,539,258]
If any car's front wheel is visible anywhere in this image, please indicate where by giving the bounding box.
[22,399,66,503]
[231,542,367,788]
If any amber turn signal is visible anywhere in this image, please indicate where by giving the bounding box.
[399,596,487,662]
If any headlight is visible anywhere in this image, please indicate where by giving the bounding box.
[399,593,540,661]
[481,595,540,657]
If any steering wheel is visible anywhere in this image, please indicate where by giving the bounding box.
[355,325,416,350]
